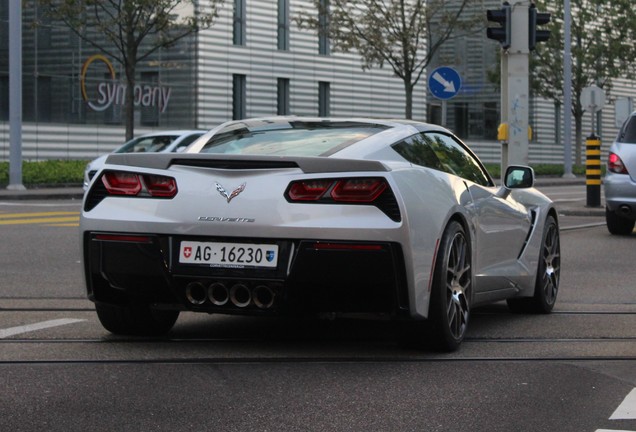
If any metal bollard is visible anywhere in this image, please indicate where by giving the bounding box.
[585,134,601,207]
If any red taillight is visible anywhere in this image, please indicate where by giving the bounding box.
[286,177,388,203]
[287,179,334,201]
[608,153,629,174]
[144,174,178,197]
[101,171,177,198]
[331,178,387,202]
[102,171,142,195]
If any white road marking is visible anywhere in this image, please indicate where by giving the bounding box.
[0,202,81,207]
[0,318,86,339]
[610,388,636,420]
[595,429,635,432]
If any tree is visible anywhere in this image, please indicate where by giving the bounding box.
[531,0,636,164]
[39,0,223,140]
[296,0,482,119]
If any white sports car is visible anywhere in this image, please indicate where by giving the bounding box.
[81,117,560,351]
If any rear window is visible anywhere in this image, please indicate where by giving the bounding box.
[617,116,636,143]
[198,121,387,156]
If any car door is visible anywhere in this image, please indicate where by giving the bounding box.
[417,132,532,292]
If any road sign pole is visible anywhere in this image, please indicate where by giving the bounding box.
[441,100,447,127]
[428,66,461,128]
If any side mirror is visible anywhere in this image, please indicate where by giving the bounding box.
[504,165,534,189]
[497,165,534,198]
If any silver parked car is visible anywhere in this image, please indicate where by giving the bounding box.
[81,117,561,351]
[82,130,205,189]
[605,112,636,235]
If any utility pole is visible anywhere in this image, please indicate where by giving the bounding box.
[487,1,551,174]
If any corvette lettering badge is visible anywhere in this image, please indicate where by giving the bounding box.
[215,182,246,203]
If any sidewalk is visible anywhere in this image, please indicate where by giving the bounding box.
[0,176,606,217]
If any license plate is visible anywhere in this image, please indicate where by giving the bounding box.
[179,241,278,268]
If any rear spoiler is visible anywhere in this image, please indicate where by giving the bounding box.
[105,153,390,174]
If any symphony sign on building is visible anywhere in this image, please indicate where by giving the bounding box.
[80,54,172,113]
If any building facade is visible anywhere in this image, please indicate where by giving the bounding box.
[0,0,634,166]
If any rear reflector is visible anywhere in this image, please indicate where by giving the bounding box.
[311,242,384,251]
[93,234,153,243]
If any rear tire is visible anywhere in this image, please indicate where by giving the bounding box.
[507,215,560,314]
[425,221,472,352]
[95,302,179,336]
[606,207,635,235]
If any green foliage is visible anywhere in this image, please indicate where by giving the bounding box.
[0,160,594,187]
[531,0,636,163]
[484,163,598,179]
[0,160,87,186]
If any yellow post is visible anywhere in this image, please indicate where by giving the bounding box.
[585,134,601,207]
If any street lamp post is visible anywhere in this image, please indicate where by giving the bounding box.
[8,0,25,191]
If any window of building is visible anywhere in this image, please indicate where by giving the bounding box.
[233,74,246,120]
[278,0,289,51]
[318,81,330,117]
[103,72,122,125]
[453,103,469,138]
[36,8,51,49]
[0,76,8,121]
[318,0,330,55]
[277,78,290,115]
[233,0,246,46]
[484,102,498,140]
[36,76,52,122]
[0,3,8,52]
[140,71,159,126]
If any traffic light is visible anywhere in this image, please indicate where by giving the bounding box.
[529,4,551,51]
[486,2,512,50]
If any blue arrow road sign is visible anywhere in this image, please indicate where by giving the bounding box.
[428,67,461,100]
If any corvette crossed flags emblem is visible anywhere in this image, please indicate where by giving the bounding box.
[215,182,246,203]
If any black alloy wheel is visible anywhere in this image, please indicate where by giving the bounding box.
[507,214,560,313]
[428,220,472,352]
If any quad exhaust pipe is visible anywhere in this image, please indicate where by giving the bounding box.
[185,281,277,309]
[253,285,275,309]
[185,282,207,305]
[208,282,229,306]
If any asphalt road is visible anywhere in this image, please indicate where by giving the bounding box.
[0,187,635,432]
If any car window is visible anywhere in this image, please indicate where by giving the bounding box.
[617,116,636,143]
[174,133,204,151]
[392,134,445,171]
[197,121,387,156]
[119,135,178,153]
[393,132,492,186]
